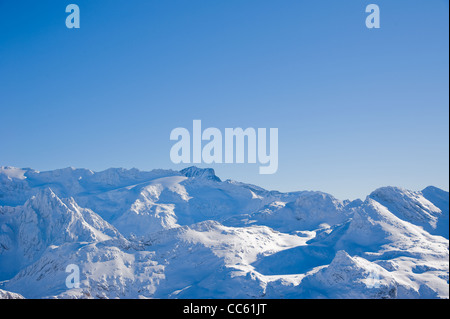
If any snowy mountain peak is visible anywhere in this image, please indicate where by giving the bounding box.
[0,166,28,181]
[331,250,355,265]
[368,186,447,238]
[299,250,398,299]
[180,166,221,182]
[29,187,60,205]
[0,186,123,281]
[0,289,24,299]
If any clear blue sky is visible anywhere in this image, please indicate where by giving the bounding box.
[0,0,448,200]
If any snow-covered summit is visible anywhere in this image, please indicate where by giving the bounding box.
[0,289,24,299]
[368,186,448,238]
[180,166,221,182]
[0,187,124,281]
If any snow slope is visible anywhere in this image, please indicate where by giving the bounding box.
[0,288,24,299]
[0,165,448,299]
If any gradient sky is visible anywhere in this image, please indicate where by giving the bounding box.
[0,0,448,200]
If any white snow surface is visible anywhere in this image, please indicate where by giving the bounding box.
[0,166,448,299]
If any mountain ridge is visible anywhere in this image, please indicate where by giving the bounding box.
[0,165,448,299]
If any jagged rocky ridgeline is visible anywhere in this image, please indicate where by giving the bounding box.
[0,166,448,299]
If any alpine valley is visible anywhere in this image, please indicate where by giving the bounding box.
[0,165,448,299]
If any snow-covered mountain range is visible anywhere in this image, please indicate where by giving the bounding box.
[0,165,448,299]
